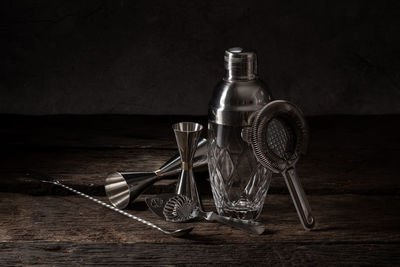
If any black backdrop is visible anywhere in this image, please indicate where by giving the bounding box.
[1,0,399,115]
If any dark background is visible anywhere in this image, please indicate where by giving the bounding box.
[1,0,399,115]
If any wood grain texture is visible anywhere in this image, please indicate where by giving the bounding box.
[0,115,399,265]
[0,143,398,195]
[1,115,399,196]
[1,242,399,266]
[1,194,399,243]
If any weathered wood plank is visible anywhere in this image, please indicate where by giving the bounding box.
[0,143,398,196]
[1,242,399,266]
[0,115,399,265]
[1,115,399,196]
[1,193,399,244]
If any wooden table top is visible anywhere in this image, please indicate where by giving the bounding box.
[1,115,399,265]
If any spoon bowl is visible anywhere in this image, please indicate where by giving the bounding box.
[167,226,195,237]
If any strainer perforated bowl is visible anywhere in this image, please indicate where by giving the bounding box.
[249,100,308,172]
[242,100,315,230]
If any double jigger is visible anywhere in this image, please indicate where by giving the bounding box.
[172,122,203,207]
[105,122,206,209]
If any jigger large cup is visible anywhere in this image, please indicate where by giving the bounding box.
[105,138,207,209]
[173,122,203,207]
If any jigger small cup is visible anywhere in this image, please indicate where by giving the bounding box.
[172,122,203,208]
[104,138,208,209]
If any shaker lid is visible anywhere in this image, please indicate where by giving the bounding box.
[224,47,257,80]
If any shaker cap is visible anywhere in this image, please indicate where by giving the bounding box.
[224,47,257,80]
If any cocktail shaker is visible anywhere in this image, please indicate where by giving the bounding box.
[208,47,272,220]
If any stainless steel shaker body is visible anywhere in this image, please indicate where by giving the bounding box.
[208,48,272,220]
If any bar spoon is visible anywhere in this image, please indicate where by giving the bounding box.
[26,172,194,237]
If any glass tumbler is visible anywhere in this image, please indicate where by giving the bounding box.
[208,123,272,220]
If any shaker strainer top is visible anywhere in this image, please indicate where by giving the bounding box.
[242,100,309,173]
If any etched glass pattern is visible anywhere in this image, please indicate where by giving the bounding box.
[208,122,272,220]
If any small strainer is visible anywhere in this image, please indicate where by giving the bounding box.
[163,195,266,235]
[242,100,315,230]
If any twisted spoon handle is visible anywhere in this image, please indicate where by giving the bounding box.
[204,211,265,235]
[47,180,169,234]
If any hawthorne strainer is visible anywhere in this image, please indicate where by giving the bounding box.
[242,100,315,230]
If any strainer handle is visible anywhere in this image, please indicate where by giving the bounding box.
[282,168,315,230]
